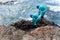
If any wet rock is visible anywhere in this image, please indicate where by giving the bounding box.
[11,18,56,31]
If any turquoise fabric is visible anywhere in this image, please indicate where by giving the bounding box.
[30,5,47,25]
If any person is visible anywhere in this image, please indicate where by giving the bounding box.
[36,5,47,18]
[30,5,47,26]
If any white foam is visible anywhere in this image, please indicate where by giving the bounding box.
[46,0,60,5]
[0,0,14,2]
[47,5,60,12]
[45,0,60,12]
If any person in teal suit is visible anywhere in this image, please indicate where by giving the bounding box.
[30,5,47,25]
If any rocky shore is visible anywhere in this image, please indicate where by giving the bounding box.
[0,25,60,40]
[0,19,60,40]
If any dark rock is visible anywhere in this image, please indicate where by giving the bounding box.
[11,18,57,31]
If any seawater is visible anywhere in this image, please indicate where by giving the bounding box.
[0,0,60,26]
